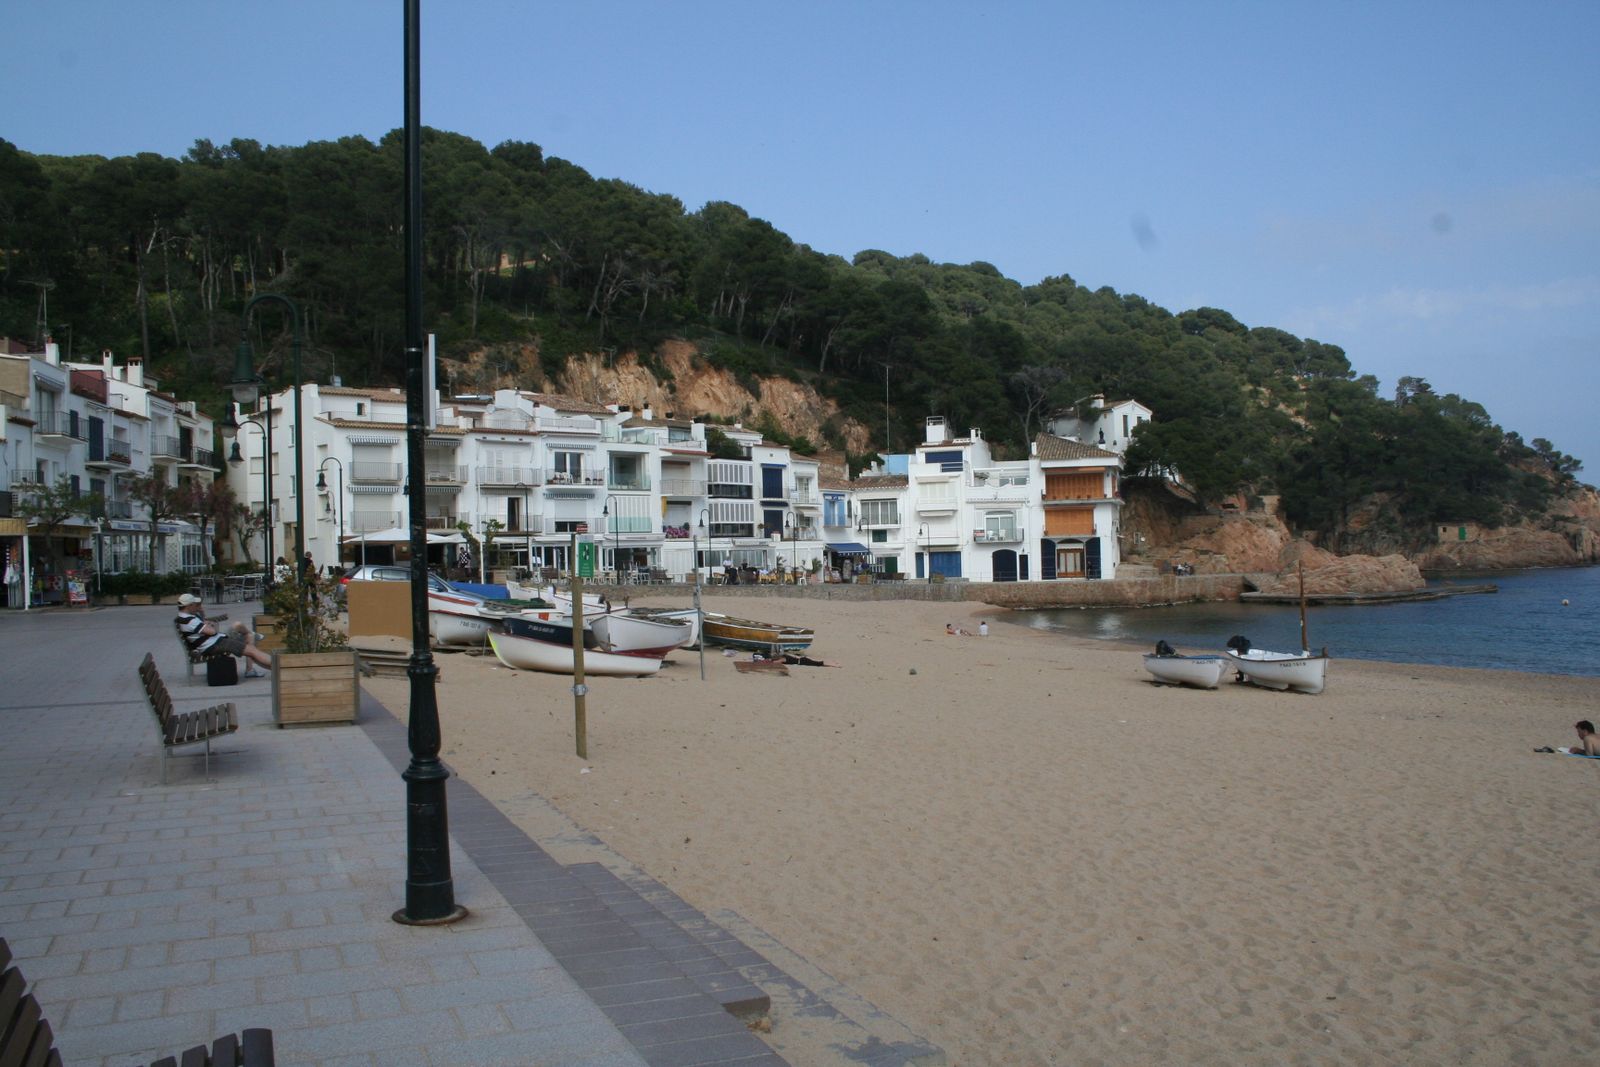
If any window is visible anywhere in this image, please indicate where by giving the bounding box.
[871,529,888,543]
[984,511,1018,541]
[824,493,848,526]
[356,402,366,416]
[859,499,898,526]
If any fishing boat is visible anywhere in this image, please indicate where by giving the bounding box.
[701,611,814,653]
[503,613,596,648]
[427,588,502,646]
[589,611,692,656]
[1222,644,1329,694]
[628,606,702,649]
[1142,641,1230,689]
[487,630,661,677]
[505,580,608,612]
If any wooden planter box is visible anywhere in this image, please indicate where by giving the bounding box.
[271,650,359,727]
[253,614,286,653]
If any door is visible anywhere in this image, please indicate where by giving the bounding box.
[929,551,962,579]
[1085,537,1102,579]
[992,549,1017,582]
[1039,539,1057,580]
[1056,542,1085,578]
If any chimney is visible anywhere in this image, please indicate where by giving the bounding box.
[332,374,343,387]
[642,406,653,420]
[126,357,143,388]
[924,415,947,444]
[44,341,60,366]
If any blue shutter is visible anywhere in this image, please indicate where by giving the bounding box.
[1085,537,1102,580]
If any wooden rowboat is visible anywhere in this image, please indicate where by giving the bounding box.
[487,630,661,677]
[700,612,814,653]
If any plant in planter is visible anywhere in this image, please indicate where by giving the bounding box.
[261,575,358,726]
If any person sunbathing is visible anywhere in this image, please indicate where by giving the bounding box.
[945,623,971,636]
[1571,720,1600,756]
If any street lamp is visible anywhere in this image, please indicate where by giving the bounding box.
[317,458,345,570]
[694,507,709,681]
[784,514,795,583]
[232,293,306,576]
[602,495,621,585]
[919,522,929,581]
[223,409,273,572]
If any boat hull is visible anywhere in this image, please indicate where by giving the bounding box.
[630,607,702,649]
[488,630,661,676]
[590,612,692,656]
[1143,653,1230,689]
[701,612,814,653]
[1224,649,1329,694]
[503,614,596,649]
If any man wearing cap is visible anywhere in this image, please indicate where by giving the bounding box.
[175,594,273,677]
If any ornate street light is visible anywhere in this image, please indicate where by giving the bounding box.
[317,458,345,567]
[232,292,306,576]
[222,409,272,572]
[602,495,622,585]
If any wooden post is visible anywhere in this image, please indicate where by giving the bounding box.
[1298,561,1309,653]
[570,531,587,759]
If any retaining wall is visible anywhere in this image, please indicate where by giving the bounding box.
[599,573,1249,609]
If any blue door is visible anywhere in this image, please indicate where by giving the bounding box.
[1040,539,1057,580]
[929,551,962,578]
[1085,537,1102,579]
[992,550,1017,582]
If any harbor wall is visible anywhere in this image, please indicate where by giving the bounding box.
[598,573,1250,610]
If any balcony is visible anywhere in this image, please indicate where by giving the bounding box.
[535,415,601,435]
[500,515,544,535]
[710,523,753,538]
[659,477,706,498]
[35,412,83,440]
[607,473,651,492]
[543,469,605,487]
[350,461,404,484]
[477,466,539,488]
[86,442,134,469]
[790,488,819,505]
[350,509,402,533]
[425,515,459,531]
[974,528,1022,543]
[105,499,133,520]
[152,435,183,460]
[425,464,468,485]
[915,497,958,515]
[182,446,216,469]
[708,483,753,499]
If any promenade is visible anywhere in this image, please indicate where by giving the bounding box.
[0,603,791,1067]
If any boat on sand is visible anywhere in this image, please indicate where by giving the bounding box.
[487,630,661,677]
[1143,641,1230,689]
[700,612,814,653]
[1223,636,1328,695]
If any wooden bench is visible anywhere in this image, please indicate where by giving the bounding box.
[139,653,239,784]
[1,937,274,1067]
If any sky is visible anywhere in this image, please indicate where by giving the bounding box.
[5,1,1597,474]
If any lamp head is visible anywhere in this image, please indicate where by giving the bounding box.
[316,470,327,490]
[219,405,239,440]
[228,441,243,465]
[230,339,261,405]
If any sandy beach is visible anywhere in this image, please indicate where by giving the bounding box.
[365,595,1600,1066]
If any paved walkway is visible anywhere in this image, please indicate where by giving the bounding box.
[0,604,785,1067]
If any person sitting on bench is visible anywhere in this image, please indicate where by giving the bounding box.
[176,594,273,677]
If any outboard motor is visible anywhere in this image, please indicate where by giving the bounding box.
[1226,634,1252,653]
[1155,639,1177,657]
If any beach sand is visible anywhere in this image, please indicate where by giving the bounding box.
[365,595,1600,1066]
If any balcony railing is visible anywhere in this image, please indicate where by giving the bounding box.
[974,528,1021,543]
[425,464,468,484]
[350,509,402,533]
[185,446,216,468]
[535,415,601,434]
[425,515,459,530]
[153,435,183,459]
[106,499,133,519]
[476,466,539,487]
[607,474,651,491]
[659,477,706,497]
[35,412,84,439]
[350,462,404,483]
[499,515,544,534]
[790,488,819,505]
[88,442,134,467]
[543,469,605,486]
[915,498,958,513]
[710,523,753,538]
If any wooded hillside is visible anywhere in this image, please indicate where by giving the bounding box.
[0,129,1585,547]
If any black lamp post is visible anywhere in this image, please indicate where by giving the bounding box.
[395,0,462,926]
[919,522,929,580]
[602,495,621,585]
[223,410,272,572]
[695,507,709,681]
[231,294,306,576]
[317,458,345,567]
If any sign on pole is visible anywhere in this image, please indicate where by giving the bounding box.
[577,541,596,578]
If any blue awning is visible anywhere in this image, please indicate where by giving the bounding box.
[827,542,870,555]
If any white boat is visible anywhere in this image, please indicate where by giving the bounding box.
[1143,651,1230,689]
[428,589,500,646]
[506,580,607,611]
[629,607,702,649]
[590,611,692,656]
[488,630,661,677]
[1223,647,1329,694]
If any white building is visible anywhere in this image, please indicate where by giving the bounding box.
[1047,394,1152,454]
[1,342,216,607]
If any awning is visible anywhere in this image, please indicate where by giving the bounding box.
[827,542,870,555]
[341,526,465,545]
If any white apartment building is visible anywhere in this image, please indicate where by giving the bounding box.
[224,385,826,582]
[1,342,216,607]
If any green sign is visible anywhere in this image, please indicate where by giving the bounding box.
[577,541,596,578]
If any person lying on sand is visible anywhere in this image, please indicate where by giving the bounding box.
[1535,719,1600,756]
[945,623,972,636]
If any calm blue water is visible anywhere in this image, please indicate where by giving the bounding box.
[1016,566,1600,677]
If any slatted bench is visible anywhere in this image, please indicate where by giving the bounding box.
[1,937,274,1067]
[139,653,239,784]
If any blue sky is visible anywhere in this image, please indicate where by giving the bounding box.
[6,1,1597,473]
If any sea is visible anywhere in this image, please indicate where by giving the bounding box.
[1014,565,1600,678]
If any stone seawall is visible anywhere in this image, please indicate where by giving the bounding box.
[599,574,1249,609]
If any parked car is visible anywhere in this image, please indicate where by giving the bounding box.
[339,564,458,594]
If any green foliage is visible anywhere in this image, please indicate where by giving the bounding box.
[98,570,192,598]
[1,129,1578,548]
[261,574,347,653]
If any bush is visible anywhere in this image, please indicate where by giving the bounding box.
[99,571,193,598]
[262,574,348,653]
